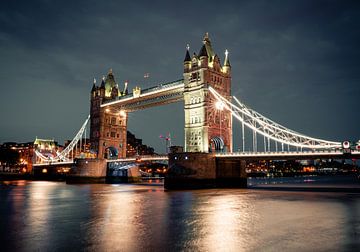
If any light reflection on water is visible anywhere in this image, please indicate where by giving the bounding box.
[0,180,359,251]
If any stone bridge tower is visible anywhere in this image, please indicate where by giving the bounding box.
[183,33,232,153]
[90,69,128,159]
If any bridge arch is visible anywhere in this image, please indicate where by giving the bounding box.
[210,136,224,152]
[105,146,118,159]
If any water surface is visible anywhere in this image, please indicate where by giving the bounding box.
[1,178,359,251]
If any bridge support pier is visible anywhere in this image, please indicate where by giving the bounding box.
[66,158,107,183]
[165,153,247,190]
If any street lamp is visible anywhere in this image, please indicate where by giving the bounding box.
[215,100,224,151]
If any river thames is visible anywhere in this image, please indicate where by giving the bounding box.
[1,176,359,251]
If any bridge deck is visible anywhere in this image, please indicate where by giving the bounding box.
[216,150,360,160]
[106,155,169,163]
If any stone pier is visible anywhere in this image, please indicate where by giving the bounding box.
[165,153,247,190]
[66,158,107,183]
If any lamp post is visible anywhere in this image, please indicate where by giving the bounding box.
[215,100,224,151]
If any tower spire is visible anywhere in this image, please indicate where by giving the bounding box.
[91,77,97,92]
[199,32,214,59]
[224,49,230,67]
[184,44,191,62]
[203,32,210,44]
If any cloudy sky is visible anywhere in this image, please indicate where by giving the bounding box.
[0,0,359,152]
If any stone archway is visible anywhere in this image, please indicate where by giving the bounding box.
[105,146,118,159]
[210,136,224,152]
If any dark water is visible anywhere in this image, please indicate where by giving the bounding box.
[1,177,360,251]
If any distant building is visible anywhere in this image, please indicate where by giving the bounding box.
[0,141,34,172]
[33,138,59,162]
[169,146,184,153]
[126,131,154,157]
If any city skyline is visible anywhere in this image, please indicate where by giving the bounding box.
[1,0,359,152]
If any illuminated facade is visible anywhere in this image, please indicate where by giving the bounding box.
[90,34,232,159]
[90,70,128,159]
[34,138,58,157]
[183,33,232,152]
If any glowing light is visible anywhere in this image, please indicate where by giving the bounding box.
[105,108,110,113]
[42,168,47,173]
[215,101,224,110]
[119,110,126,117]
[342,141,350,149]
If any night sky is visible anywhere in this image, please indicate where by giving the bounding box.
[1,0,359,152]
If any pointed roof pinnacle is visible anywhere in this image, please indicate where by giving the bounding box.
[184,44,191,62]
[91,77,97,91]
[100,75,106,88]
[203,32,210,44]
[224,49,231,67]
[199,32,214,59]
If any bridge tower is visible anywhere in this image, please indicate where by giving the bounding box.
[183,33,232,153]
[90,69,127,159]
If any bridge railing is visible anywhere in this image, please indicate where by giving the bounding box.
[106,155,169,162]
[215,149,360,157]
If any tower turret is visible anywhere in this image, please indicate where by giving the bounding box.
[222,49,231,74]
[184,44,191,72]
[99,76,106,97]
[104,69,118,97]
[91,78,97,93]
[198,32,215,67]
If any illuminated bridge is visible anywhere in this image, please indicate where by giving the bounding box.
[32,33,359,187]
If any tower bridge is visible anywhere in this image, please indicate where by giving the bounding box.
[33,33,359,187]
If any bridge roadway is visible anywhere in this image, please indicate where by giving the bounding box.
[34,150,360,167]
[215,150,360,161]
[33,161,74,167]
[107,150,360,163]
[106,155,169,163]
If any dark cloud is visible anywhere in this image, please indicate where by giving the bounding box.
[0,0,359,151]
